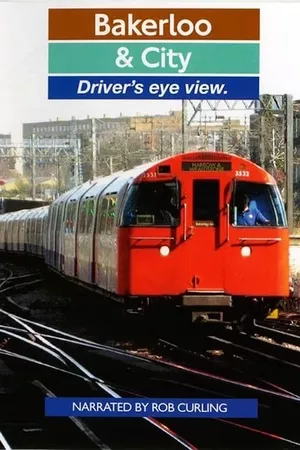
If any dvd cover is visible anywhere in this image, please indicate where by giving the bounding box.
[0,1,299,449]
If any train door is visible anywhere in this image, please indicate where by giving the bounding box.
[181,176,226,293]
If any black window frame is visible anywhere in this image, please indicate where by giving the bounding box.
[78,200,88,234]
[97,196,109,234]
[192,179,220,227]
[86,198,95,234]
[120,180,181,228]
[106,195,117,235]
[230,180,287,228]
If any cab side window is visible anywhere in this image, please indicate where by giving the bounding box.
[231,181,287,227]
[121,182,179,227]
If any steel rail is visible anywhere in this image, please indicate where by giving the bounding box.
[2,314,299,403]
[32,380,111,450]
[0,311,197,450]
[0,432,11,450]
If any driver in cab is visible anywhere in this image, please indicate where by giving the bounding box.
[237,193,270,226]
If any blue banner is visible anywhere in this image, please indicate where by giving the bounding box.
[45,398,258,418]
[48,76,259,100]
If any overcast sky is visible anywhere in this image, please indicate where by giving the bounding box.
[0,0,299,141]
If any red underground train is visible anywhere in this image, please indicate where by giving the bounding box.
[0,151,290,325]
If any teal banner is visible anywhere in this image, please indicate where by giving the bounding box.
[49,42,259,74]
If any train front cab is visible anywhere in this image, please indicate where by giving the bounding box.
[179,155,289,320]
[118,152,289,322]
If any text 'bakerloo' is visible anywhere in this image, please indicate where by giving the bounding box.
[95,13,212,37]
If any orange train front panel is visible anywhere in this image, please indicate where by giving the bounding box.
[117,228,289,298]
[115,152,289,299]
[117,228,186,296]
[224,227,290,297]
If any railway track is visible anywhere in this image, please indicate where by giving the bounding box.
[0,264,196,449]
[254,319,300,348]
[2,313,300,449]
[0,374,108,450]
[0,264,42,301]
[3,261,300,447]
[0,310,199,450]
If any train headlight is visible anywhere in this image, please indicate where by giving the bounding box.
[241,246,251,257]
[160,246,170,256]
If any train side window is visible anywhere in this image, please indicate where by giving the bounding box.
[46,209,52,240]
[60,202,67,233]
[36,218,41,236]
[48,208,53,239]
[33,217,37,238]
[67,202,76,233]
[193,180,219,226]
[72,202,77,232]
[106,196,117,234]
[49,205,57,247]
[86,198,95,233]
[98,197,109,233]
[29,218,34,243]
[78,200,88,233]
[38,217,43,240]
[56,203,63,233]
[65,203,72,233]
[43,216,47,234]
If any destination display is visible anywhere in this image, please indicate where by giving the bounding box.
[181,161,232,171]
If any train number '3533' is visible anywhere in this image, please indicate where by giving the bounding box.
[235,170,250,177]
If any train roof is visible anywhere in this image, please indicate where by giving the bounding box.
[51,151,275,207]
[113,151,274,184]
[70,173,118,202]
[52,181,92,206]
[0,205,49,219]
[53,163,155,205]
